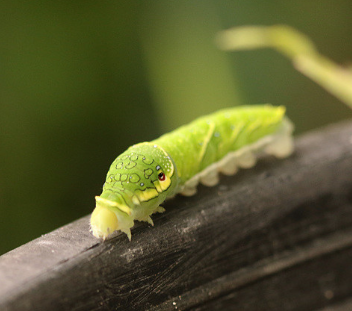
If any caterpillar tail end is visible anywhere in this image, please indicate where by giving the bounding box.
[90,197,133,241]
[265,117,294,159]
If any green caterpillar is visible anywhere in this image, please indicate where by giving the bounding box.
[91,105,294,240]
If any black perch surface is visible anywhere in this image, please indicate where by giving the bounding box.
[1,121,352,311]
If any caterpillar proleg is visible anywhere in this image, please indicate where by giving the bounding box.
[91,105,294,240]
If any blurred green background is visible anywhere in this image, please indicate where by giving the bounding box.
[1,1,352,255]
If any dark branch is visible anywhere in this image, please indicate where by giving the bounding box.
[1,120,352,311]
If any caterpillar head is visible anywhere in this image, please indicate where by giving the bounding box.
[90,143,177,240]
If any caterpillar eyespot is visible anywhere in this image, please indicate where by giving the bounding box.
[90,105,294,240]
[158,172,166,181]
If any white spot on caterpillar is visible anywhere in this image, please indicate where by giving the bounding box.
[214,132,220,137]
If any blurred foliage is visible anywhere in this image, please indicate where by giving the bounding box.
[217,25,352,108]
[0,0,352,254]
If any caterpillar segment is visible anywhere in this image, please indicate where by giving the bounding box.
[91,105,294,240]
[180,116,293,196]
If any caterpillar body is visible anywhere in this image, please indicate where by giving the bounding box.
[91,105,294,240]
